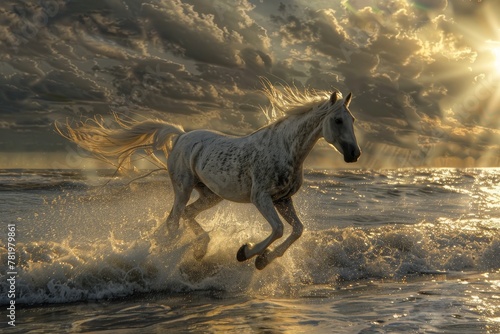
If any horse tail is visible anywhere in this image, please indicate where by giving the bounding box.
[56,115,185,170]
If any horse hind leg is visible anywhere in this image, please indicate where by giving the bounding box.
[183,185,222,260]
[152,177,193,243]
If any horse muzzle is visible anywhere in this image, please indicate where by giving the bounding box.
[343,144,361,163]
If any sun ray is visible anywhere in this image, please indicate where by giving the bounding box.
[493,47,500,72]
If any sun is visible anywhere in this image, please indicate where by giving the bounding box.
[492,47,500,72]
[488,42,500,73]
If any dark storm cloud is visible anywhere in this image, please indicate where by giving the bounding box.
[141,1,241,67]
[272,8,350,57]
[184,0,270,50]
[32,70,107,102]
[141,0,272,70]
[0,73,38,113]
[0,0,499,166]
[239,48,273,73]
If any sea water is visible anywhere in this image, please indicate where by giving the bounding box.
[1,168,499,333]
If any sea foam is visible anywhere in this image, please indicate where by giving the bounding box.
[1,215,499,305]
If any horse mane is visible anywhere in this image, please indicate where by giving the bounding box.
[259,78,343,123]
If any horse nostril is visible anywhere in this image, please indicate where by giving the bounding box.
[348,147,361,163]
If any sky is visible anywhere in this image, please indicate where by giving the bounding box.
[1,0,500,169]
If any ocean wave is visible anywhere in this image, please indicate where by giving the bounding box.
[0,169,168,192]
[1,219,499,305]
[0,180,89,192]
[2,168,500,305]
[0,169,89,192]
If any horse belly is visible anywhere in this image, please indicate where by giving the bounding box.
[194,157,253,203]
[199,171,252,202]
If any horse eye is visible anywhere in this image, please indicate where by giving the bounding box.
[334,118,343,125]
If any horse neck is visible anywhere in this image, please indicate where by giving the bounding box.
[273,106,327,166]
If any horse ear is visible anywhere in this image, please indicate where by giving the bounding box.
[344,92,352,107]
[330,92,337,104]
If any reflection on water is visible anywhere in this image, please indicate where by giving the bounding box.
[479,185,500,216]
[7,274,500,333]
[468,274,500,330]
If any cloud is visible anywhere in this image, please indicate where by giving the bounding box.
[32,70,107,102]
[184,0,271,50]
[0,72,42,113]
[239,47,273,72]
[272,8,350,57]
[140,0,271,70]
[0,0,499,167]
[141,1,240,67]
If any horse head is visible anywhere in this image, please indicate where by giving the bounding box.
[322,92,361,163]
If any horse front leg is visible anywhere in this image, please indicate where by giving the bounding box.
[261,198,304,265]
[236,192,284,269]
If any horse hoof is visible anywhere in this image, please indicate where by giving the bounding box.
[151,226,167,240]
[255,249,271,270]
[193,243,207,261]
[193,234,210,261]
[237,244,251,262]
[193,248,206,261]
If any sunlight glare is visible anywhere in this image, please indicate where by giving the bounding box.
[493,47,500,72]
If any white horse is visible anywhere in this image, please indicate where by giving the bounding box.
[58,83,361,270]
